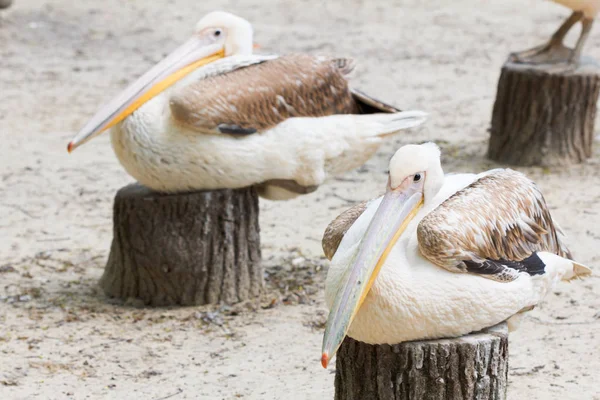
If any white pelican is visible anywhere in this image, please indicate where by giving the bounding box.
[67,11,426,200]
[320,143,591,368]
[513,0,599,64]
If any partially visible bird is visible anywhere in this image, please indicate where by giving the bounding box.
[513,0,600,64]
[67,11,426,200]
[320,143,591,368]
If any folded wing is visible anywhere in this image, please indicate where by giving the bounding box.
[169,54,399,135]
[417,169,571,281]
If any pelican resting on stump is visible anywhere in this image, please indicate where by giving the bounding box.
[320,143,591,368]
[67,11,426,200]
[513,0,599,64]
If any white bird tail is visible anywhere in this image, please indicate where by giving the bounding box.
[375,111,428,137]
[507,256,591,331]
[538,252,592,282]
[564,261,592,281]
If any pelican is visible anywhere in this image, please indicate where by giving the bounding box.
[513,1,599,64]
[67,11,426,200]
[320,143,591,368]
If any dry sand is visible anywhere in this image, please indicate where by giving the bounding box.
[0,0,599,399]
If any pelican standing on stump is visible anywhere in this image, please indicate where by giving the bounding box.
[513,0,599,64]
[67,11,426,200]
[320,143,591,368]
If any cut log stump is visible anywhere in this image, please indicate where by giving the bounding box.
[334,323,508,400]
[100,184,262,306]
[489,58,600,166]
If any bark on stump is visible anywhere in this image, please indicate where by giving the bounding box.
[334,323,508,400]
[488,58,600,166]
[100,184,262,306]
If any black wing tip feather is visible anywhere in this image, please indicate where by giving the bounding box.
[464,253,546,282]
[217,124,257,135]
[350,89,401,114]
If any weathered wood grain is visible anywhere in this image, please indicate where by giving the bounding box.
[335,323,508,400]
[100,184,262,306]
[489,58,600,166]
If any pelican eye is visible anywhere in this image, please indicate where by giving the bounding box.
[214,29,222,37]
[413,173,422,182]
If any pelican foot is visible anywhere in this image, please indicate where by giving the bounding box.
[510,43,577,66]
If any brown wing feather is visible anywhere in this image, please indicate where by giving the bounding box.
[417,169,570,275]
[170,54,365,134]
[322,200,372,260]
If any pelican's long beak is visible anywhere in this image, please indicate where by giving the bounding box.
[321,179,424,368]
[67,37,226,152]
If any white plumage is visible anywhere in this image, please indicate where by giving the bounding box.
[110,79,425,198]
[320,143,590,366]
[68,12,426,200]
[325,175,577,344]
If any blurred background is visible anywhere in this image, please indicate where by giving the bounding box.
[0,1,598,399]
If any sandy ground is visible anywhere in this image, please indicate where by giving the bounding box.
[1,0,599,399]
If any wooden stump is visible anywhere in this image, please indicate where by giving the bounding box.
[100,184,262,306]
[334,323,508,400]
[488,58,600,166]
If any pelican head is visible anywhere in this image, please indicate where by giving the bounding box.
[321,142,443,368]
[67,11,254,152]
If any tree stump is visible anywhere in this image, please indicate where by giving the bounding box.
[488,58,600,166]
[334,323,508,400]
[100,184,262,306]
